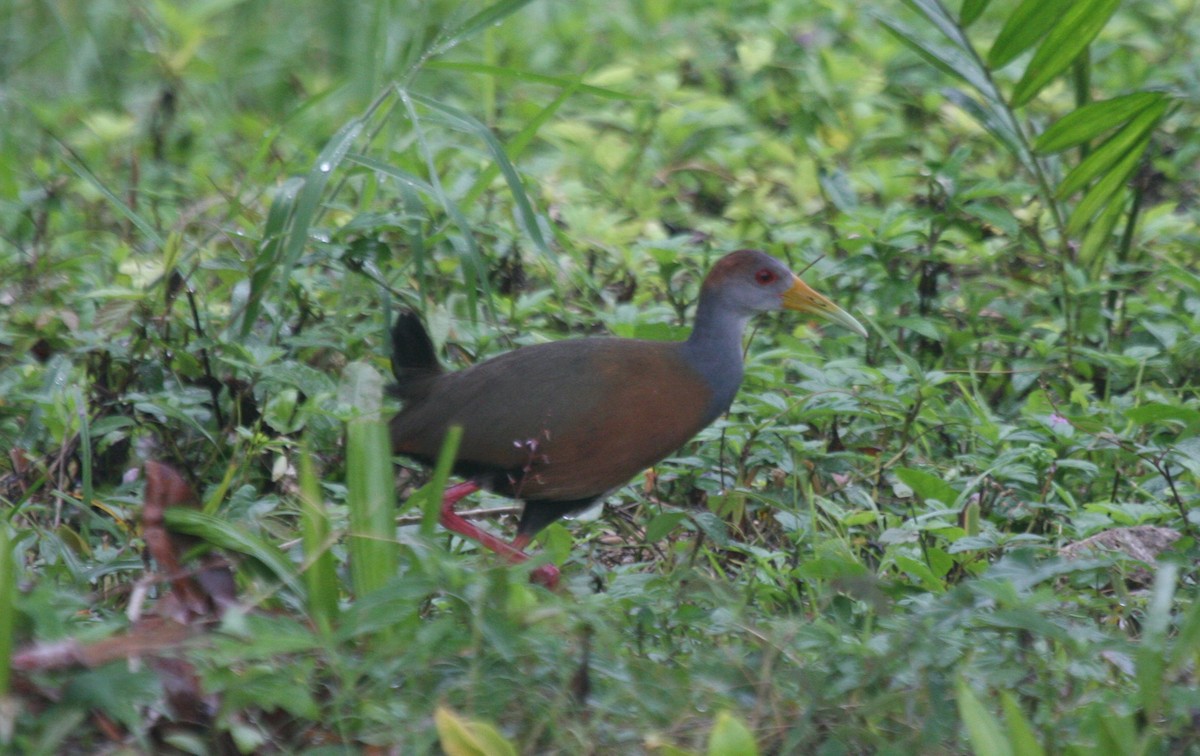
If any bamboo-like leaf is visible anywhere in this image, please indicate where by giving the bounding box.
[162,508,306,599]
[1056,101,1166,198]
[956,678,1013,756]
[875,13,992,95]
[987,0,1071,69]
[959,0,991,27]
[1011,0,1122,108]
[1078,185,1127,266]
[1035,92,1167,154]
[942,88,1031,171]
[1066,137,1147,235]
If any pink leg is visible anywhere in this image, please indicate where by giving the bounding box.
[439,482,560,588]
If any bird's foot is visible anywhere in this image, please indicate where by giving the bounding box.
[530,563,560,589]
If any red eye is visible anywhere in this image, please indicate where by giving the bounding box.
[755,269,777,285]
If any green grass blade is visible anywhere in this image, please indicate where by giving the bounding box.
[959,0,991,27]
[998,691,1044,756]
[417,425,463,539]
[342,362,397,597]
[408,91,548,257]
[1136,563,1178,721]
[57,147,165,249]
[956,677,1013,756]
[0,525,13,698]
[397,88,491,319]
[427,0,540,60]
[298,441,339,632]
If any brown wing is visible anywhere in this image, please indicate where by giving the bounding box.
[390,338,717,501]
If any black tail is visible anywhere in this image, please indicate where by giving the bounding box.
[390,310,442,399]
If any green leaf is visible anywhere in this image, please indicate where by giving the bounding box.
[957,678,1013,756]
[1136,563,1178,721]
[243,117,364,338]
[0,525,13,697]
[342,362,398,597]
[1035,92,1167,153]
[1125,402,1200,435]
[646,511,688,543]
[1055,100,1167,198]
[875,13,991,95]
[407,91,548,257]
[435,706,518,756]
[1066,137,1146,235]
[959,0,991,27]
[162,508,305,599]
[998,692,1045,756]
[298,442,339,633]
[427,0,540,62]
[1011,0,1122,107]
[896,467,961,506]
[987,0,1071,69]
[708,711,759,756]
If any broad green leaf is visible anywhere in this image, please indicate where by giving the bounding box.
[435,706,518,756]
[1125,402,1200,435]
[645,511,689,543]
[1011,0,1122,107]
[895,554,946,592]
[1056,101,1167,198]
[957,678,1013,756]
[896,467,960,506]
[987,0,1071,69]
[708,711,759,756]
[1035,92,1167,153]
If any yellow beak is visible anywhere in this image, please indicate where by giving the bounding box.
[780,275,868,337]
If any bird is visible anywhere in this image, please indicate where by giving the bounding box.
[390,249,866,586]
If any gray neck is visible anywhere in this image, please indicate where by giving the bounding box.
[682,294,751,422]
